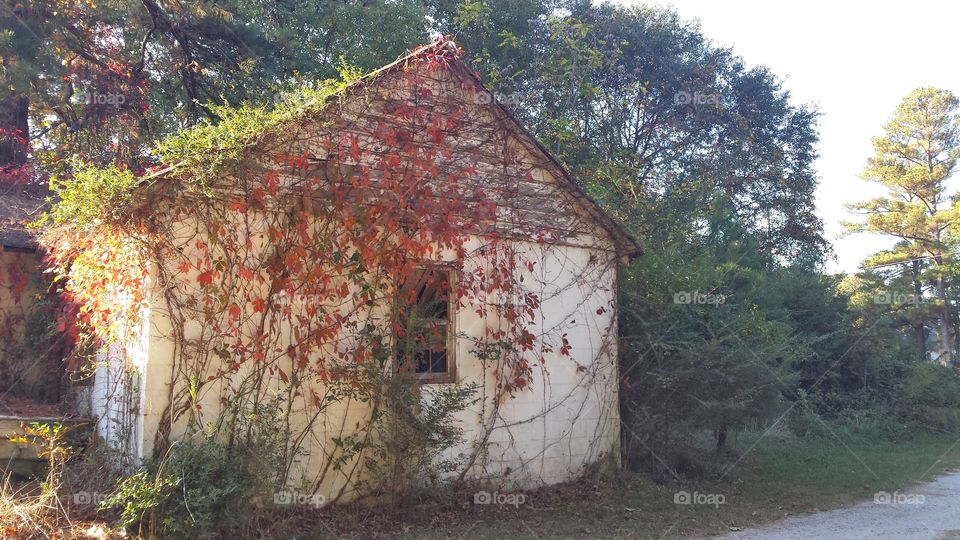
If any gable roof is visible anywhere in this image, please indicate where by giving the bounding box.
[0,183,48,250]
[147,37,642,259]
[357,37,642,258]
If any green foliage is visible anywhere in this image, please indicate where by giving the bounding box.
[45,161,139,229]
[429,0,557,88]
[2,0,430,168]
[619,203,805,476]
[848,87,960,364]
[102,402,291,538]
[152,82,346,187]
[44,78,351,225]
[364,371,480,506]
[103,437,261,538]
[103,469,175,531]
[896,362,960,433]
[517,4,824,261]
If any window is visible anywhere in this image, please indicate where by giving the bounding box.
[397,266,455,383]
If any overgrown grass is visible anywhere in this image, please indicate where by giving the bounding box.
[312,431,960,539]
[4,430,960,538]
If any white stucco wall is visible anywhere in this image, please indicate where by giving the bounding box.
[95,235,620,499]
[442,239,620,487]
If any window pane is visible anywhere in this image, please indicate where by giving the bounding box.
[430,350,447,373]
[399,267,452,376]
[414,348,431,373]
[409,270,448,320]
[413,344,449,374]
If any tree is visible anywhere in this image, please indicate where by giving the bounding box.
[850,87,960,366]
[425,0,560,89]
[619,200,800,474]
[514,4,824,262]
[1,0,430,171]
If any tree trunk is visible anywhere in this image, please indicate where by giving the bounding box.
[937,272,953,366]
[912,260,927,361]
[0,93,28,167]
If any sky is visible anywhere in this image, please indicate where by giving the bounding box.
[615,0,960,273]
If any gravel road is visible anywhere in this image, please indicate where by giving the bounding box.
[716,471,960,540]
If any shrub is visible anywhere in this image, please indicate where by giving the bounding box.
[895,362,960,433]
[103,437,257,538]
[318,353,481,507]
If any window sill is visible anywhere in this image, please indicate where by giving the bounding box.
[413,373,456,385]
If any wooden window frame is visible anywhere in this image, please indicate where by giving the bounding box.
[396,263,457,385]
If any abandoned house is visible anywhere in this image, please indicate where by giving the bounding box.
[5,38,641,501]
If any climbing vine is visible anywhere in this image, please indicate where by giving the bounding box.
[40,40,620,504]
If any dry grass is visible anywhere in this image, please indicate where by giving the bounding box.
[0,473,126,539]
[1,475,69,538]
[1,429,124,540]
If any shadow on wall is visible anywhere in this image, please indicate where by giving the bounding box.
[0,248,78,415]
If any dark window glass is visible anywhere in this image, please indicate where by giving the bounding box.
[398,267,452,378]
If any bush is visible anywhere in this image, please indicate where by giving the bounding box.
[355,366,480,507]
[104,437,259,538]
[788,406,906,442]
[895,363,960,433]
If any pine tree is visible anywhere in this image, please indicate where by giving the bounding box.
[850,87,960,365]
